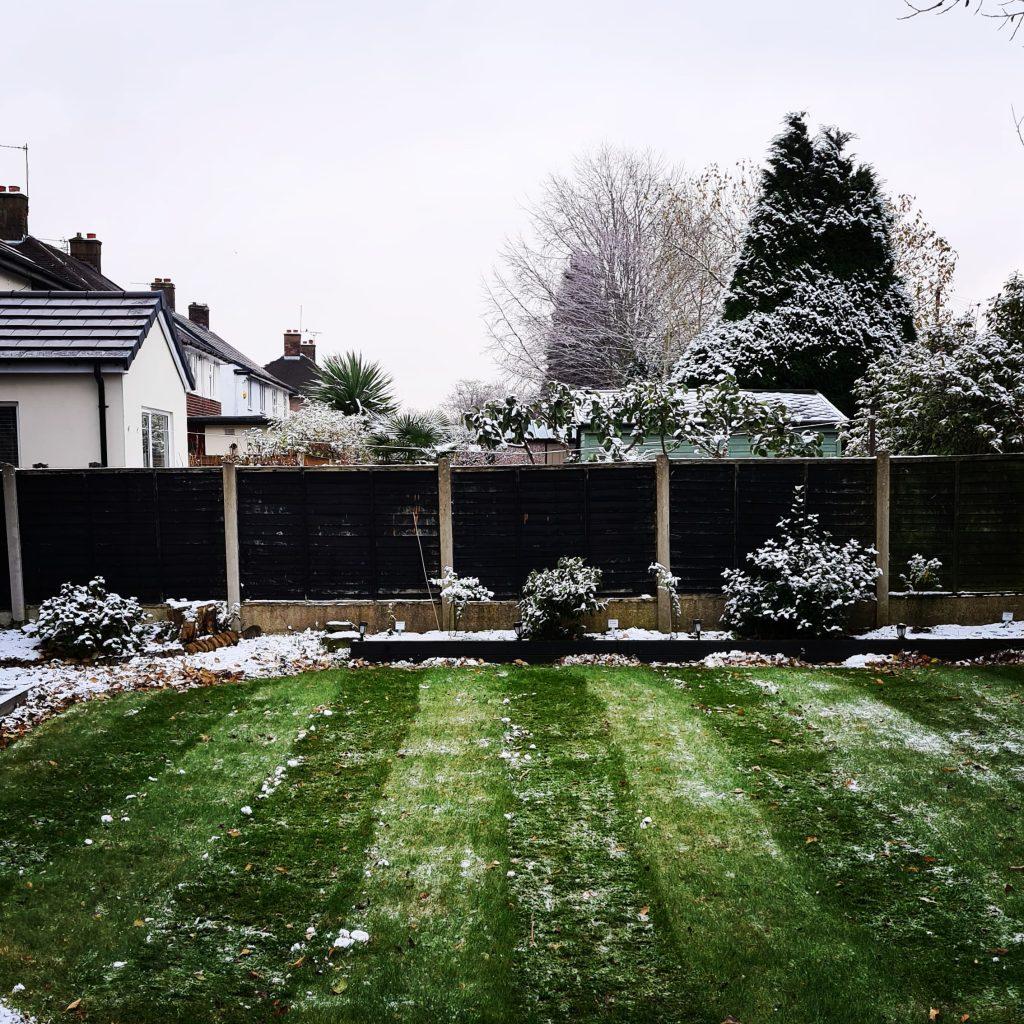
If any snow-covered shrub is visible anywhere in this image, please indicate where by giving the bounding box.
[721,488,880,639]
[649,562,681,634]
[246,401,369,463]
[431,566,493,631]
[519,557,605,639]
[899,554,943,592]
[36,577,149,659]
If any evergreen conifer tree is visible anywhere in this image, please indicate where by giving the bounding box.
[676,113,915,411]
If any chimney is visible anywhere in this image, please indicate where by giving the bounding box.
[0,186,28,241]
[188,302,209,330]
[283,329,301,357]
[300,339,316,363]
[150,277,175,311]
[69,232,102,273]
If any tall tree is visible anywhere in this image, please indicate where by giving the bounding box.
[308,351,397,417]
[675,113,915,412]
[986,271,1024,341]
[485,149,754,389]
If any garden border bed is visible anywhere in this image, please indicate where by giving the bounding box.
[352,636,1024,664]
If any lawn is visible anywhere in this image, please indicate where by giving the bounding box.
[1,663,1023,1023]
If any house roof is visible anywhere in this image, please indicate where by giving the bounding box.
[263,353,319,395]
[173,313,295,393]
[0,291,180,375]
[0,237,121,292]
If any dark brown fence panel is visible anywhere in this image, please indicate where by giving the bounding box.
[0,489,8,612]
[735,462,806,567]
[305,471,375,600]
[19,471,166,603]
[238,470,307,600]
[805,460,875,547]
[372,469,439,598]
[891,460,957,590]
[586,465,656,596]
[452,469,520,598]
[453,465,655,598]
[956,457,1024,592]
[518,467,588,581]
[669,463,735,591]
[157,470,226,600]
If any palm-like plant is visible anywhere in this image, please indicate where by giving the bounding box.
[369,411,449,464]
[308,352,397,417]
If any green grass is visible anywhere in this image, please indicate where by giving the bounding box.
[1,663,1023,1023]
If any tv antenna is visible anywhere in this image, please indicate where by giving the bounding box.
[0,143,29,194]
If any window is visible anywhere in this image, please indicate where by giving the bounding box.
[271,388,280,416]
[205,359,217,398]
[259,382,267,414]
[246,378,253,412]
[0,405,18,465]
[141,410,170,468]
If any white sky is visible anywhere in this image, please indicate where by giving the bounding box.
[1,0,1021,407]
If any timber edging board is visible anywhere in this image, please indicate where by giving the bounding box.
[352,637,1024,664]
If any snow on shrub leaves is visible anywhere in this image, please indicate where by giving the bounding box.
[519,557,605,639]
[36,577,149,659]
[430,566,493,629]
[721,488,880,639]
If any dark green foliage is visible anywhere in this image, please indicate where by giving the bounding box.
[308,351,398,416]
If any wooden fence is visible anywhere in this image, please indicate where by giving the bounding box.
[1,455,1022,623]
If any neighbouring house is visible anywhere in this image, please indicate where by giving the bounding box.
[576,389,847,459]
[0,186,294,465]
[143,282,294,462]
[264,329,319,411]
[0,290,192,467]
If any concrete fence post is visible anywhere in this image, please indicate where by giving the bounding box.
[437,456,454,631]
[222,463,242,629]
[655,454,672,633]
[875,452,891,628]
[2,464,25,624]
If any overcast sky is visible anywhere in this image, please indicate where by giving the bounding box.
[1,0,1021,407]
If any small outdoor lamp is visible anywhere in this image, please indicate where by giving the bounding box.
[895,622,907,641]
[358,621,368,640]
[513,620,524,640]
[692,618,702,640]
[1002,611,1014,625]
[395,620,406,635]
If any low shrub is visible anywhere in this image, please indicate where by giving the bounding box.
[899,554,943,592]
[721,488,880,639]
[519,556,605,639]
[35,577,149,659]
[430,567,493,632]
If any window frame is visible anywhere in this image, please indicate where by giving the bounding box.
[141,408,172,468]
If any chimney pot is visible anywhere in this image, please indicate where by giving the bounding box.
[283,329,301,357]
[69,231,103,273]
[151,277,176,311]
[188,302,210,330]
[0,188,28,241]
[300,339,317,363]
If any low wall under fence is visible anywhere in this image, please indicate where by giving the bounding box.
[2,454,1023,631]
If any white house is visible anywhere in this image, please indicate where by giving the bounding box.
[0,187,294,465]
[0,291,192,468]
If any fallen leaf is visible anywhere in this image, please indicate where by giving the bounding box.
[929,1010,940,1022]
[805,836,818,845]
[133,918,145,927]
[331,977,348,994]
[65,998,81,1011]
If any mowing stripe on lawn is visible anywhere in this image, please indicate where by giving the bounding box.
[0,683,248,895]
[499,667,693,1023]
[0,670,348,1021]
[589,666,914,1024]
[683,665,1024,1023]
[83,668,422,1024]
[292,666,517,1024]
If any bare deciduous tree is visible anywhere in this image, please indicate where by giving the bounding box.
[889,194,962,332]
[902,1,1024,40]
[485,149,755,389]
